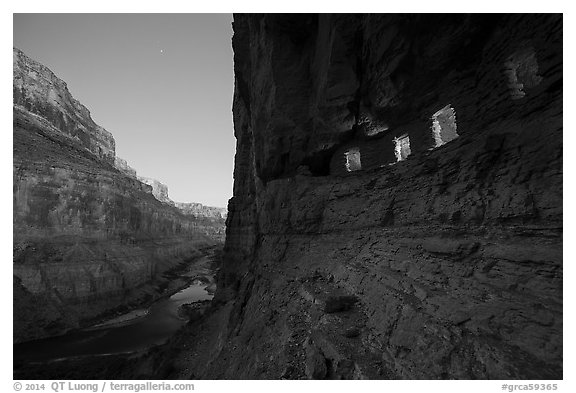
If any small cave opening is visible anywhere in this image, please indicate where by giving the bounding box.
[504,47,543,100]
[431,104,459,148]
[393,134,411,162]
[302,146,339,176]
[344,147,362,172]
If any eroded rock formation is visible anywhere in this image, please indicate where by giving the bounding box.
[138,176,172,204]
[13,48,226,342]
[153,14,562,380]
[114,156,138,179]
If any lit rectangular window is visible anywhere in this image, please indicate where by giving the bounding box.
[431,104,458,148]
[344,148,361,172]
[394,135,411,162]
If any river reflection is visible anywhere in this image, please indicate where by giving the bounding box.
[14,283,212,363]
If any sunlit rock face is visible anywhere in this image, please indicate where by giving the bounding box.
[157,14,562,380]
[138,176,172,204]
[13,49,226,343]
[114,156,138,179]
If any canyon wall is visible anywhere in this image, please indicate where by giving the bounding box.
[156,14,562,380]
[138,177,172,204]
[13,48,226,342]
[13,48,115,164]
[174,202,227,219]
[115,156,138,179]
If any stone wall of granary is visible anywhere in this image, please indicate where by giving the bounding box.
[150,14,562,380]
[327,14,561,176]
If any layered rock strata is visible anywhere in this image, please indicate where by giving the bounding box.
[153,14,562,380]
[13,48,115,164]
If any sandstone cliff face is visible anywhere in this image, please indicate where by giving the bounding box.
[157,14,562,379]
[13,49,225,342]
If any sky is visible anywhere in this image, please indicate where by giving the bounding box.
[13,13,235,207]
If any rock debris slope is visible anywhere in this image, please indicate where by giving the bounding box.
[152,14,562,380]
[13,48,226,343]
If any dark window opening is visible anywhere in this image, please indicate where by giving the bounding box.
[504,47,543,100]
[303,147,336,176]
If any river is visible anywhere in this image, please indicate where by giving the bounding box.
[13,281,213,364]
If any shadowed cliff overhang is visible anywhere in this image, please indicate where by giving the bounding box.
[231,14,561,183]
